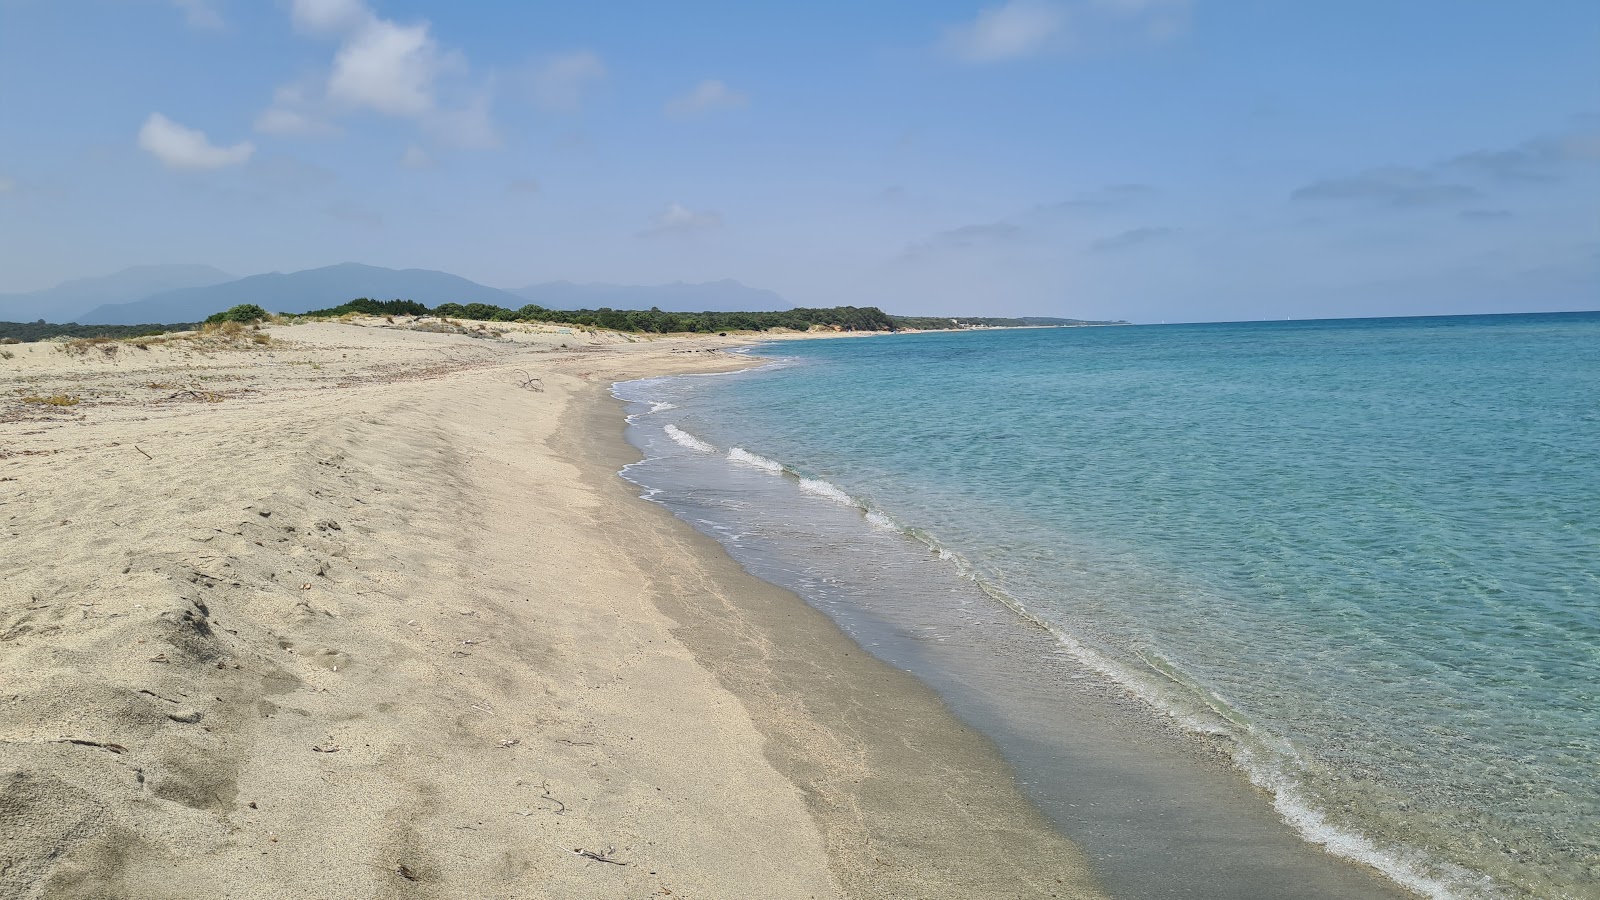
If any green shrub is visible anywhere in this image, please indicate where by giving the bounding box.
[206,303,271,324]
[298,297,431,318]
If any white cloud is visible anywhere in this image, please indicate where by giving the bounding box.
[254,84,337,136]
[640,203,723,237]
[939,0,1191,62]
[328,18,445,116]
[665,80,749,118]
[399,145,435,169]
[941,1,1066,63]
[527,51,607,111]
[138,113,254,170]
[170,0,224,30]
[264,1,496,148]
[290,0,370,36]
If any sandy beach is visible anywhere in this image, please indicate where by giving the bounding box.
[0,320,1102,899]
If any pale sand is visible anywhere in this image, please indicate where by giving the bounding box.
[1,320,1104,899]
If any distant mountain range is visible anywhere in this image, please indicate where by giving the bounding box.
[0,265,235,323]
[79,263,524,325]
[1,263,796,325]
[2,262,1112,326]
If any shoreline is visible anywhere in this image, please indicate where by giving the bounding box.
[573,375,1109,898]
[615,339,1435,900]
[0,320,1102,897]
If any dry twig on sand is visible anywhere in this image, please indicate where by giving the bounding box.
[573,846,628,866]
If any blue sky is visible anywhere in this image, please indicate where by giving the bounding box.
[1,0,1596,322]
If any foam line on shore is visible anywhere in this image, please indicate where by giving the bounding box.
[621,385,1487,900]
[664,424,716,452]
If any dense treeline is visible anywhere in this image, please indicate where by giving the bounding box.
[0,320,195,342]
[2,303,1123,344]
[293,298,902,333]
[486,303,898,333]
[293,299,1126,333]
[299,297,432,318]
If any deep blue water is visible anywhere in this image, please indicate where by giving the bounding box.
[616,313,1600,900]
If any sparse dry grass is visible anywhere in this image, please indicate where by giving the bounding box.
[21,394,81,406]
[58,336,117,356]
[51,324,276,358]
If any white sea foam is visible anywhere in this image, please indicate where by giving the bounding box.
[663,424,715,453]
[864,509,899,531]
[964,577,1483,900]
[616,363,1484,900]
[650,401,679,413]
[728,448,784,473]
[1250,765,1488,900]
[798,478,854,506]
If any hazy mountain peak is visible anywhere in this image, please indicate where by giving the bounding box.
[0,264,236,323]
[77,262,524,324]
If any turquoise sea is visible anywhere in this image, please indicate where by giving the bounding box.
[615,312,1600,900]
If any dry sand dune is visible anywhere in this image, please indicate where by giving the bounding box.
[1,320,1102,899]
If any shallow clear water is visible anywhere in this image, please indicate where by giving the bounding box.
[616,313,1600,900]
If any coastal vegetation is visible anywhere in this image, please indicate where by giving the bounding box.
[204,303,272,324]
[297,298,1120,333]
[0,320,196,342]
[2,299,1122,343]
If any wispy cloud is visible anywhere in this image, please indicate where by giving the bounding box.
[1090,0,1191,41]
[665,80,749,118]
[940,1,1066,63]
[254,84,339,136]
[1292,167,1479,209]
[1089,225,1178,252]
[1293,124,1600,211]
[138,113,254,170]
[170,0,224,30]
[526,52,606,112]
[422,91,498,149]
[1042,183,1154,214]
[399,145,435,169]
[903,182,1162,259]
[290,0,370,36]
[640,203,722,237]
[938,0,1191,63]
[1446,129,1600,183]
[904,222,1022,258]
